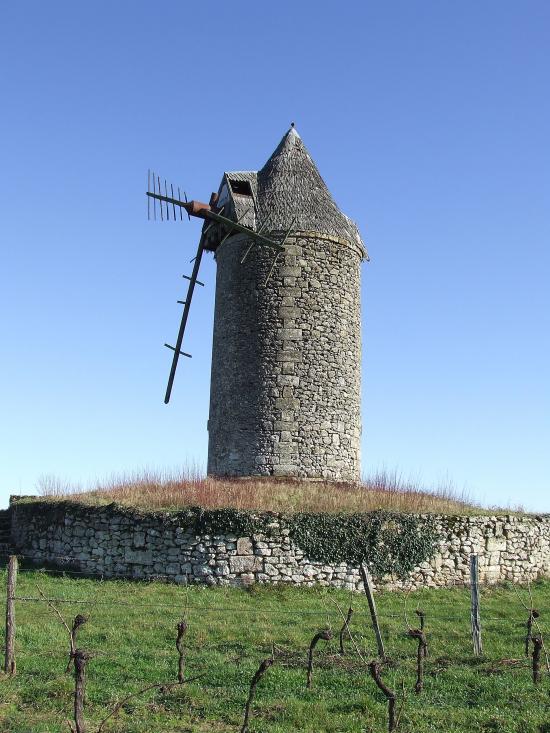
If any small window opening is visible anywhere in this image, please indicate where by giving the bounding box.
[229,179,253,196]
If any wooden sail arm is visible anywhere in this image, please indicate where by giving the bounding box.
[146,191,284,251]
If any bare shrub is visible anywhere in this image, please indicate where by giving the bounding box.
[36,474,79,497]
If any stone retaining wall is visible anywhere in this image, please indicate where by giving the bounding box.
[9,499,550,591]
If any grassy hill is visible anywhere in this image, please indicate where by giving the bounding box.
[35,468,499,515]
[1,569,549,732]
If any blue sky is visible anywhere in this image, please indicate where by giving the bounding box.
[1,2,549,510]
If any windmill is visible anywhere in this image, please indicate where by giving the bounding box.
[145,126,366,482]
[146,171,295,404]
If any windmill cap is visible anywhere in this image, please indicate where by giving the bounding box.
[255,128,365,253]
[220,127,367,257]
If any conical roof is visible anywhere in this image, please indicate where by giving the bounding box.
[256,126,365,253]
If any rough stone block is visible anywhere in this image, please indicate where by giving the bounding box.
[274,420,297,431]
[284,244,302,256]
[486,537,507,552]
[124,549,153,565]
[280,328,302,341]
[276,375,300,387]
[229,556,263,574]
[278,306,300,319]
[236,537,253,555]
[275,350,303,362]
[280,266,302,277]
[275,397,300,409]
[276,442,295,457]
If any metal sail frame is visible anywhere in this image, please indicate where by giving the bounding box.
[146,179,293,403]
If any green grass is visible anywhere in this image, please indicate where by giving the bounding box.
[1,571,549,732]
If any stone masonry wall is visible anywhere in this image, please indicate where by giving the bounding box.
[9,501,550,591]
[207,231,363,481]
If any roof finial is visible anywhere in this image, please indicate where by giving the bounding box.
[290,121,295,128]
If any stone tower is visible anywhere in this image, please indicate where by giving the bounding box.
[206,127,367,480]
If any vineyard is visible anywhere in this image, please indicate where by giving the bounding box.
[1,565,549,732]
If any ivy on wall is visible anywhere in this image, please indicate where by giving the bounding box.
[287,511,438,579]
[192,507,274,537]
[11,500,439,580]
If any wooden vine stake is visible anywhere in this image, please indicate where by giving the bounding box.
[306,629,332,688]
[176,620,188,683]
[4,555,18,675]
[369,660,396,732]
[240,655,274,733]
[470,554,482,656]
[360,564,385,660]
[339,605,354,655]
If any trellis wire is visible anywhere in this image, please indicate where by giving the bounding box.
[7,593,543,623]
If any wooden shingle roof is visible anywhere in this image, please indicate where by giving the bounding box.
[218,127,366,257]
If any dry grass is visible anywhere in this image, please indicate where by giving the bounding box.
[35,468,489,515]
